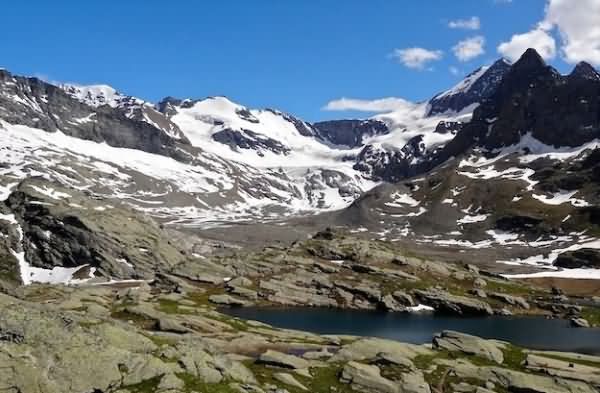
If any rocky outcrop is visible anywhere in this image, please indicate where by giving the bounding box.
[313,119,389,147]
[427,59,511,116]
[257,350,310,369]
[433,331,504,364]
[208,294,251,307]
[3,178,185,282]
[571,318,591,328]
[414,289,493,316]
[445,359,598,393]
[273,372,309,391]
[489,293,530,309]
[555,249,600,269]
[340,361,399,393]
[525,353,600,386]
[212,128,290,155]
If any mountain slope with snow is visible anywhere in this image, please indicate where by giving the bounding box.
[3,48,600,283]
[0,55,520,229]
[331,49,600,280]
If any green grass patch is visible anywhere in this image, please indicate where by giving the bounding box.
[177,373,238,393]
[156,299,183,314]
[581,306,600,327]
[122,376,161,393]
[501,344,527,370]
[110,309,157,330]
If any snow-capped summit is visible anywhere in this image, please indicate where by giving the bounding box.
[61,84,123,107]
[160,95,356,168]
[61,83,187,141]
[427,58,511,116]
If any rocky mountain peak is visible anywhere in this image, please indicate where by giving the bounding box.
[156,96,183,116]
[61,84,122,108]
[570,61,600,81]
[427,57,511,116]
[512,48,547,71]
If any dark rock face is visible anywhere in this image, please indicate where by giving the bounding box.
[235,108,260,123]
[555,249,600,269]
[495,216,543,233]
[274,110,317,137]
[156,96,184,116]
[427,59,511,116]
[212,128,290,155]
[434,121,464,135]
[0,70,189,161]
[4,180,185,281]
[474,49,600,149]
[354,145,411,183]
[373,49,600,185]
[353,135,430,182]
[312,119,389,148]
[569,62,600,82]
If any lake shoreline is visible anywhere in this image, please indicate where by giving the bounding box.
[222,306,600,355]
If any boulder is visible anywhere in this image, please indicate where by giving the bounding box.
[433,331,505,364]
[400,370,431,393]
[257,350,310,370]
[414,289,493,316]
[331,338,431,363]
[340,362,398,393]
[392,290,415,306]
[375,352,414,369]
[571,318,591,328]
[335,280,382,302]
[380,294,407,312]
[178,349,223,383]
[229,286,259,300]
[157,373,185,391]
[489,293,530,309]
[555,249,600,269]
[524,353,600,386]
[441,355,598,393]
[227,277,253,288]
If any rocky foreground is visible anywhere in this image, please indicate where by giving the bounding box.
[2,178,600,392]
[2,280,600,393]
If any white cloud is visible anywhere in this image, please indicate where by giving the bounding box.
[390,47,443,69]
[448,17,481,30]
[323,97,414,113]
[545,0,600,65]
[497,0,600,66]
[453,36,486,62]
[449,66,461,76]
[497,27,556,62]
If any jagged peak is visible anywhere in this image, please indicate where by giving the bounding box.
[512,48,547,71]
[570,61,600,81]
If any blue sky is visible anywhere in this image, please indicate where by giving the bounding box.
[0,0,591,121]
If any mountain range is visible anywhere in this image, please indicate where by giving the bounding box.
[1,48,600,286]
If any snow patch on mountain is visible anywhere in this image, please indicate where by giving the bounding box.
[61,84,130,108]
[169,96,354,168]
